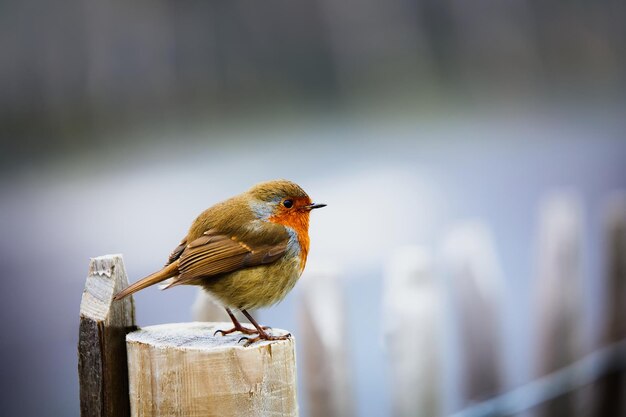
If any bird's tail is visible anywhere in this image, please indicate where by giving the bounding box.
[113,261,179,300]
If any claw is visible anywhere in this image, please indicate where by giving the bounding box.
[214,325,258,337]
[241,332,292,347]
[220,309,290,346]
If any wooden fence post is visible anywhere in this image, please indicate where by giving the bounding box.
[78,254,136,417]
[532,192,584,417]
[298,266,354,417]
[126,322,298,417]
[192,290,230,322]
[192,289,255,329]
[382,246,443,417]
[594,192,626,417]
[443,222,504,408]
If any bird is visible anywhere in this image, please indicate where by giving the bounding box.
[113,179,326,344]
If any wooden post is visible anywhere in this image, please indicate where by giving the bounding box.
[126,322,298,417]
[594,192,626,417]
[532,192,584,417]
[78,254,136,417]
[298,265,354,417]
[192,289,254,327]
[382,246,442,417]
[443,222,504,408]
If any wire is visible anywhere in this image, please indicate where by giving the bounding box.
[450,339,626,417]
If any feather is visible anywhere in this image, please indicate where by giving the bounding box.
[113,261,179,300]
[166,240,186,266]
[173,230,286,284]
[114,225,291,298]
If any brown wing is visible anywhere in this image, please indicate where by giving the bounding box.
[166,239,187,266]
[166,229,288,288]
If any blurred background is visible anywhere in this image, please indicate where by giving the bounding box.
[1,0,625,416]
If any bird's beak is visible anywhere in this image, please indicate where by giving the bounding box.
[305,203,327,210]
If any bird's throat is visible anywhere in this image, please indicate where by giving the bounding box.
[268,211,310,272]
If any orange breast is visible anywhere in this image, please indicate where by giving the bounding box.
[268,206,311,272]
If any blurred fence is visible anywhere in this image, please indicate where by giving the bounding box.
[296,189,626,417]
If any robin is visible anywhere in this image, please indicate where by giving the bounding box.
[114,179,326,344]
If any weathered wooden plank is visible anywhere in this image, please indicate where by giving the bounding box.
[78,254,136,417]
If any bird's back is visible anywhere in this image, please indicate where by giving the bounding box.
[187,194,289,247]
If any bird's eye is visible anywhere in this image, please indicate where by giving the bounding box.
[283,199,293,208]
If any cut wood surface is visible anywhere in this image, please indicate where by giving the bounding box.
[126,322,298,417]
[78,254,136,417]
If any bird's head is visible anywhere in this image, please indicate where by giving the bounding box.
[247,180,326,229]
[248,179,325,271]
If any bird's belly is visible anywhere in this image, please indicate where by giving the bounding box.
[201,256,302,310]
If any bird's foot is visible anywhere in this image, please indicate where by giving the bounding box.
[238,331,291,347]
[214,324,271,337]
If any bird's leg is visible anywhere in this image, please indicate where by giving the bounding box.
[238,309,291,346]
[213,308,257,336]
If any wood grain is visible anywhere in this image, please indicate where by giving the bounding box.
[78,254,136,417]
[126,322,298,417]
